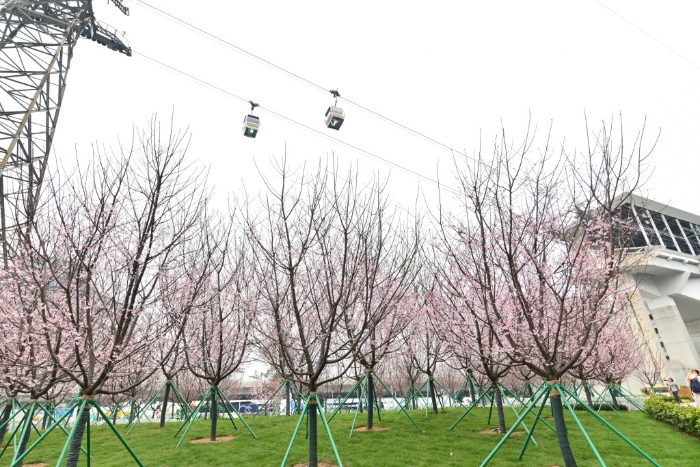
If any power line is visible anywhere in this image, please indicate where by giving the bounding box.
[133,51,461,196]
[131,0,471,159]
[592,0,700,72]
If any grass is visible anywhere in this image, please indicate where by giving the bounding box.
[1,405,698,467]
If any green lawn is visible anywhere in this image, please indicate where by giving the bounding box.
[1,406,697,467]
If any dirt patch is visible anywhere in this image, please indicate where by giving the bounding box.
[293,463,338,467]
[353,426,389,432]
[480,429,523,435]
[190,435,235,444]
[25,464,50,467]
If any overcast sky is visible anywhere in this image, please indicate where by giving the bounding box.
[50,0,700,215]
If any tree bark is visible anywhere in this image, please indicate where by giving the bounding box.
[583,382,594,407]
[285,382,290,416]
[209,389,218,441]
[0,400,13,447]
[366,373,375,430]
[358,383,363,413]
[610,386,620,411]
[494,387,507,434]
[129,398,136,424]
[550,388,577,467]
[308,395,318,467]
[160,382,171,428]
[468,378,477,406]
[66,403,91,467]
[42,403,50,430]
[428,377,439,414]
[14,403,36,467]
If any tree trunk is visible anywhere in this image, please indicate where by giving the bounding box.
[42,403,50,429]
[14,403,36,467]
[367,373,375,430]
[494,387,507,434]
[285,382,291,416]
[308,395,318,467]
[468,378,477,406]
[0,400,13,446]
[160,383,171,428]
[358,383,363,413]
[129,398,136,424]
[209,389,218,441]
[66,403,91,467]
[428,377,438,415]
[610,386,620,411]
[550,387,577,467]
[583,382,594,407]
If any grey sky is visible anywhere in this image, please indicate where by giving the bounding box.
[51,0,700,214]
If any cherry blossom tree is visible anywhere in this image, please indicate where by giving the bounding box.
[12,118,209,467]
[590,317,644,409]
[183,210,254,441]
[247,159,378,467]
[377,351,422,408]
[341,187,420,430]
[445,119,652,466]
[434,273,513,432]
[401,274,452,415]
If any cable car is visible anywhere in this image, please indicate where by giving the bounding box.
[325,89,344,130]
[325,106,344,130]
[243,101,260,138]
[243,114,260,138]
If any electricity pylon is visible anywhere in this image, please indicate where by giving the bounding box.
[0,0,131,263]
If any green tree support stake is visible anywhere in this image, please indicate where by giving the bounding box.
[86,409,91,467]
[518,386,554,460]
[54,399,88,467]
[481,384,551,466]
[126,386,165,432]
[279,394,344,467]
[559,385,661,467]
[592,386,620,415]
[317,395,343,467]
[560,388,605,466]
[175,397,207,444]
[92,401,146,467]
[0,408,27,460]
[9,398,86,467]
[328,378,363,422]
[213,387,257,438]
[450,383,502,431]
[433,378,469,409]
[613,384,644,411]
[280,399,309,467]
[481,382,663,467]
[375,374,421,430]
[254,380,287,418]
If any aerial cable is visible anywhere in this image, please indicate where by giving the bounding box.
[131,0,327,93]
[131,0,472,160]
[133,51,460,196]
[592,0,700,73]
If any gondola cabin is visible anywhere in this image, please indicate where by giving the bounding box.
[243,115,260,138]
[325,106,345,130]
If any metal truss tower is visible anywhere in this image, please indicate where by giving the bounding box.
[0,0,130,263]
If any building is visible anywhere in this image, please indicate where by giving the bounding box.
[619,194,700,384]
